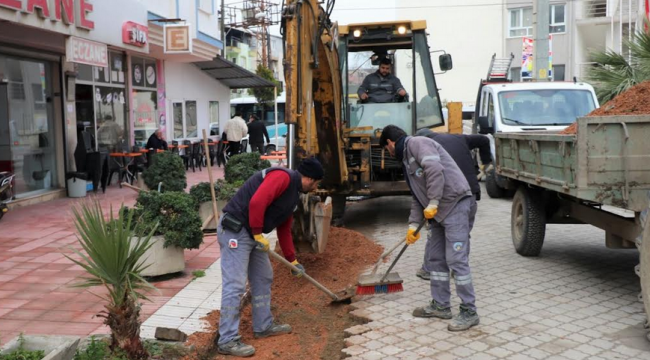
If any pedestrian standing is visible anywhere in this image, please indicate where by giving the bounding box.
[223,111,248,156]
[380,124,480,331]
[215,158,325,357]
[247,114,270,154]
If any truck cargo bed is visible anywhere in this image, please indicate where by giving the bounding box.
[495,115,650,212]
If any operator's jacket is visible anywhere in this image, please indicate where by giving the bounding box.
[357,71,405,103]
[397,136,473,224]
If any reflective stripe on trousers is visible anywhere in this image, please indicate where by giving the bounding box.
[423,197,477,310]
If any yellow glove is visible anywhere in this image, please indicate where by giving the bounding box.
[478,163,494,181]
[406,223,421,245]
[423,202,438,220]
[254,234,269,252]
[290,260,305,278]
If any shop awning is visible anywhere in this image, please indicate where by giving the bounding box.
[194,57,277,89]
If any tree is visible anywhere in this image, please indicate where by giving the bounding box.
[68,202,157,359]
[588,29,650,104]
[249,64,283,107]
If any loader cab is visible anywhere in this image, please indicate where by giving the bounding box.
[339,21,448,137]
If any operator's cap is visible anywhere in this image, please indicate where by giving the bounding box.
[298,157,324,180]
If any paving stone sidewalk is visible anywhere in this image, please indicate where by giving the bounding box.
[341,186,650,360]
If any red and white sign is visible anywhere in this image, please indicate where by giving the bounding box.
[0,0,94,29]
[122,21,148,47]
[66,36,108,67]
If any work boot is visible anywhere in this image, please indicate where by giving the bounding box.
[254,322,292,339]
[416,268,430,281]
[448,304,480,331]
[412,300,452,319]
[217,336,255,357]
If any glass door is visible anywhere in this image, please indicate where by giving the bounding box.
[0,55,58,196]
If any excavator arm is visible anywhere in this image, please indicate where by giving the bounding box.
[282,0,347,253]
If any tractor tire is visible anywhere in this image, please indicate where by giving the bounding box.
[486,168,507,199]
[511,186,546,256]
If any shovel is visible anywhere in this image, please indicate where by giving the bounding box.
[267,250,354,304]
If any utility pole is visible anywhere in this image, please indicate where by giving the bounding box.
[533,0,550,81]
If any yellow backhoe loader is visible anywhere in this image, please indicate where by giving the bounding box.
[281,0,462,253]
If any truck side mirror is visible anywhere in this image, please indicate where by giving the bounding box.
[439,54,453,71]
[477,116,493,134]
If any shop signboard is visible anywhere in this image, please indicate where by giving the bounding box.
[65,36,108,67]
[122,21,148,47]
[164,24,192,54]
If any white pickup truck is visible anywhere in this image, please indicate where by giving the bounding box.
[473,81,600,198]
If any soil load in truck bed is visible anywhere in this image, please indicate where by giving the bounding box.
[561,80,650,134]
[182,227,384,360]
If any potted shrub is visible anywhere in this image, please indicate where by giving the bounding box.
[127,191,203,277]
[142,151,186,192]
[189,182,221,231]
[224,152,271,183]
[66,201,156,360]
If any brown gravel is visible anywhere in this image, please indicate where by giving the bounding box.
[561,81,650,134]
[182,227,384,360]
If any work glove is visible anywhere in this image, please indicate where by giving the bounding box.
[291,260,305,278]
[254,234,270,252]
[477,163,494,181]
[423,201,438,220]
[406,223,421,245]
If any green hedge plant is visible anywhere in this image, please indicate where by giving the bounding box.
[142,151,186,192]
[129,191,203,250]
[189,182,220,205]
[216,179,244,201]
[224,152,271,183]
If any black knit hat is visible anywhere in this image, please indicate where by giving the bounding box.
[297,157,324,180]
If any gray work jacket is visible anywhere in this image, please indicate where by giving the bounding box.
[357,71,405,103]
[402,136,472,224]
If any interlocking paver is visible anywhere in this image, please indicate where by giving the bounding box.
[340,186,650,359]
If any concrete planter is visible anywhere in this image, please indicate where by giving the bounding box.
[137,235,185,277]
[1,335,80,360]
[198,200,229,230]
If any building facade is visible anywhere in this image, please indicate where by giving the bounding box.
[0,0,267,205]
[504,0,647,82]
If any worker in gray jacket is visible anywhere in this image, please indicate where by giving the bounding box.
[357,57,407,103]
[380,124,479,331]
[414,128,492,281]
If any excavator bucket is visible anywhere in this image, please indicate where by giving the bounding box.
[293,195,333,254]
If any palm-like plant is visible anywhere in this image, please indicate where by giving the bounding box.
[588,28,650,103]
[67,202,158,360]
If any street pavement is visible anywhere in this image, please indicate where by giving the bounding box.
[341,184,650,360]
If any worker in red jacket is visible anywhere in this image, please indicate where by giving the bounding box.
[216,158,324,358]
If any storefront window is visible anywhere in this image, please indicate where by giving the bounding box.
[185,100,197,137]
[133,90,158,147]
[209,101,219,135]
[0,55,58,196]
[173,102,183,139]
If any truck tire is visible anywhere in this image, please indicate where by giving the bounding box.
[486,168,507,198]
[511,186,546,256]
[639,203,650,340]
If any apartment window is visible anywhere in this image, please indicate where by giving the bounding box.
[509,8,533,37]
[550,4,566,33]
[509,4,566,37]
[199,0,213,14]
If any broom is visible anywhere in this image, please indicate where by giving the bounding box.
[356,219,427,295]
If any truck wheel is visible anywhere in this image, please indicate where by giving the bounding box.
[639,206,650,340]
[511,186,546,256]
[486,168,506,198]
